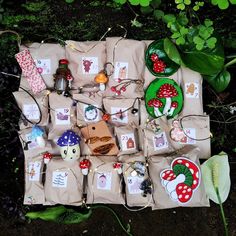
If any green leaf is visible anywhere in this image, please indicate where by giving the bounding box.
[218,0,229,9]
[151,0,162,8]
[193,36,204,44]
[203,69,231,92]
[65,0,74,3]
[206,37,217,49]
[196,43,204,50]
[184,0,191,5]
[229,0,236,3]
[201,152,230,204]
[162,14,176,23]
[129,0,140,5]
[180,27,188,35]
[114,0,127,3]
[140,6,153,14]
[193,5,199,11]
[164,38,183,65]
[26,206,67,221]
[204,19,213,27]
[177,3,185,10]
[153,9,164,19]
[171,32,181,39]
[175,0,183,3]
[176,36,185,45]
[140,0,152,7]
[177,13,189,25]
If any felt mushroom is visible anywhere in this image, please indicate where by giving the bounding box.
[167,101,178,116]
[79,159,91,175]
[147,98,163,117]
[113,162,123,174]
[57,130,81,162]
[31,125,46,147]
[43,152,53,164]
[94,71,108,91]
[157,83,178,115]
[160,157,200,204]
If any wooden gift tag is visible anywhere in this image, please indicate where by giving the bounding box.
[81,121,119,156]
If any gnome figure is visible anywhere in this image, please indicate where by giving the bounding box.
[57,130,81,162]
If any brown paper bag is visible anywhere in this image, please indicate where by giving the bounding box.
[114,126,139,156]
[118,153,153,207]
[24,154,45,205]
[44,157,83,205]
[65,40,106,88]
[105,37,145,98]
[48,92,76,139]
[13,91,49,129]
[86,155,125,204]
[103,97,140,127]
[19,127,52,159]
[80,121,119,156]
[19,43,65,89]
[168,115,211,159]
[72,92,103,126]
[148,146,209,209]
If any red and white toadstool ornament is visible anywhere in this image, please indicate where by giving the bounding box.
[43,152,53,164]
[160,157,200,204]
[157,83,178,115]
[79,159,91,175]
[113,162,123,174]
[147,98,163,117]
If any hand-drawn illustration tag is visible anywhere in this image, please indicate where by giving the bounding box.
[153,132,168,151]
[81,57,98,74]
[185,82,199,98]
[111,107,128,124]
[114,62,128,81]
[120,133,136,151]
[55,108,70,125]
[97,172,112,190]
[34,59,51,75]
[23,104,40,120]
[52,171,68,188]
[127,176,144,194]
[28,161,41,181]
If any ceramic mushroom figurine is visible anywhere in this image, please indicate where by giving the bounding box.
[160,157,200,204]
[31,125,46,147]
[57,130,81,162]
[94,71,108,91]
[157,84,178,115]
[43,152,53,164]
[79,159,91,175]
[113,162,123,174]
[147,98,163,117]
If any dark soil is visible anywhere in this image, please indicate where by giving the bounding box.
[0,1,236,235]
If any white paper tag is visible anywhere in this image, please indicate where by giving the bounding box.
[185,82,199,98]
[34,59,51,75]
[127,176,144,194]
[28,161,41,181]
[97,172,112,190]
[23,104,40,120]
[25,133,38,150]
[52,171,68,188]
[120,133,136,151]
[83,105,99,122]
[179,128,196,144]
[81,57,98,74]
[111,107,128,124]
[55,108,70,125]
[114,62,128,81]
[153,132,168,151]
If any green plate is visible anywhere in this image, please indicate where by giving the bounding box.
[145,39,180,77]
[145,78,183,119]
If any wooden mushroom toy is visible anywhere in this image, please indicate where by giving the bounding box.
[43,152,53,164]
[113,162,123,174]
[94,71,108,91]
[79,159,91,175]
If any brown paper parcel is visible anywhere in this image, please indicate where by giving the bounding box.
[44,157,83,205]
[80,121,119,156]
[86,155,125,204]
[24,154,45,205]
[119,153,153,207]
[19,43,65,89]
[148,146,209,210]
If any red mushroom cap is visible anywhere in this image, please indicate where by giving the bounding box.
[113,162,122,169]
[148,98,163,108]
[157,84,178,98]
[43,152,53,159]
[161,169,176,181]
[176,183,193,203]
[171,101,178,108]
[79,159,91,169]
[172,157,200,190]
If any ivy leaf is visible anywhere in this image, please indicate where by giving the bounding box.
[218,0,230,9]
[193,36,204,44]
[203,69,230,92]
[180,27,188,35]
[153,9,164,19]
[206,37,217,49]
[164,38,183,65]
[177,3,185,10]
[177,13,189,25]
[204,19,213,27]
[171,32,181,39]
[176,36,185,45]
[162,14,176,24]
[184,0,191,5]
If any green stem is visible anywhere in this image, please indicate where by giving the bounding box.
[90,205,133,236]
[225,57,236,68]
[215,187,228,236]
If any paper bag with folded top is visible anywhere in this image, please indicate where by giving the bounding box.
[80,120,119,156]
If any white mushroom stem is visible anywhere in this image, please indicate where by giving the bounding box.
[99,83,105,91]
[82,168,89,175]
[44,158,50,164]
[163,97,171,115]
[168,106,176,116]
[166,174,185,193]
[154,107,162,117]
[36,136,46,148]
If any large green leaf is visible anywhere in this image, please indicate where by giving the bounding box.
[203,69,231,93]
[201,152,231,204]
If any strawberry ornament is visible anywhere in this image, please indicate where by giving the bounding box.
[160,157,200,204]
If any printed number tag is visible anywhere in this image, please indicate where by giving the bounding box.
[121,133,135,151]
[185,82,199,98]
[28,161,41,181]
[55,108,70,125]
[153,132,168,151]
[97,172,112,190]
[34,59,51,75]
[23,104,40,120]
[52,171,68,188]
[81,57,99,74]
[179,128,196,144]
[127,176,144,194]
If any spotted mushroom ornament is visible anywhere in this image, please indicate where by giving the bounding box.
[57,130,81,162]
[145,78,183,118]
[160,157,200,204]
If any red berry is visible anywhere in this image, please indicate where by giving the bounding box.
[111,86,116,92]
[150,53,159,62]
[116,90,121,96]
[102,114,110,121]
[121,86,126,92]
[117,78,122,83]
